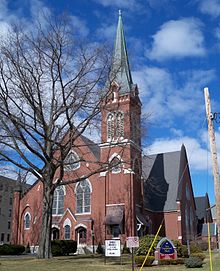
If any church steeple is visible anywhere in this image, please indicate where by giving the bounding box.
[110,10,133,94]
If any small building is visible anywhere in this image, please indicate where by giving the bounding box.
[0,175,29,244]
[195,195,218,249]
[195,193,212,236]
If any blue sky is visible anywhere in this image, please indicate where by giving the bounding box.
[2,0,220,204]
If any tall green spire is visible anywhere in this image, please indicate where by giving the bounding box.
[111,10,133,93]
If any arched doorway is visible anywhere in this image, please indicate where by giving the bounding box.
[75,226,87,244]
[51,227,60,240]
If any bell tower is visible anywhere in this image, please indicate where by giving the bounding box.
[100,11,143,238]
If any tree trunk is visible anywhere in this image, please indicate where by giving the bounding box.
[38,182,54,259]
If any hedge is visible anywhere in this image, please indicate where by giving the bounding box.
[158,258,185,265]
[134,255,155,266]
[172,240,188,258]
[190,252,206,261]
[135,235,161,256]
[0,244,25,255]
[51,240,77,256]
[185,256,204,268]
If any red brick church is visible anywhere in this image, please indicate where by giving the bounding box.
[11,12,197,252]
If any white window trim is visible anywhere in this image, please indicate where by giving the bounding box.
[64,150,80,171]
[63,218,72,228]
[52,186,65,216]
[74,223,87,230]
[109,153,123,174]
[107,112,114,141]
[75,179,92,214]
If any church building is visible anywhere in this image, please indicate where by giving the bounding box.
[11,12,197,252]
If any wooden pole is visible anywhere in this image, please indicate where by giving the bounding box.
[204,87,220,251]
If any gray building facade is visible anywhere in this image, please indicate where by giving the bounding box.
[0,176,29,244]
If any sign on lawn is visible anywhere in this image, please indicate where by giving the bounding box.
[126,236,139,248]
[105,239,121,257]
[155,237,177,260]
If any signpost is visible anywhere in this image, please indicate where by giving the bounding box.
[126,236,139,271]
[105,239,121,257]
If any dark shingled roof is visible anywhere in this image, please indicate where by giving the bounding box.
[81,134,100,160]
[195,194,212,222]
[142,150,181,212]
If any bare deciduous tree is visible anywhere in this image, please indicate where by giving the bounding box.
[0,15,116,258]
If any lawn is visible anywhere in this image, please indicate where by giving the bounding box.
[0,253,220,271]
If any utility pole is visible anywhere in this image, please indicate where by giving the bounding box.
[204,87,220,250]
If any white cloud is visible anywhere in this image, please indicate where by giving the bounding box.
[133,66,215,126]
[145,136,211,171]
[147,18,206,60]
[145,126,220,173]
[199,0,220,17]
[71,16,89,37]
[96,23,116,40]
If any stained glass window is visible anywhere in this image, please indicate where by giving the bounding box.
[65,151,80,171]
[64,225,71,240]
[24,212,31,229]
[76,180,91,213]
[52,186,64,215]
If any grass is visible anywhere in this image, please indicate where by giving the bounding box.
[0,252,220,271]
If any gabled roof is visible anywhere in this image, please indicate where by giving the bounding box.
[80,134,100,160]
[142,145,193,212]
[143,150,181,212]
[195,194,212,222]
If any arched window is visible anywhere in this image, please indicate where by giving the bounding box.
[64,225,71,240]
[24,212,31,229]
[52,186,64,215]
[76,180,91,214]
[107,113,114,140]
[110,157,121,173]
[116,112,124,138]
[65,151,80,171]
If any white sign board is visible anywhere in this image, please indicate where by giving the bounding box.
[126,236,139,248]
[105,239,121,257]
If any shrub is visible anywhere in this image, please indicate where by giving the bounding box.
[96,242,104,254]
[158,258,185,265]
[51,241,62,256]
[190,252,206,261]
[51,240,77,256]
[194,240,208,251]
[136,235,161,256]
[185,256,204,268]
[0,244,25,255]
[190,244,203,254]
[134,255,155,266]
[172,240,188,258]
